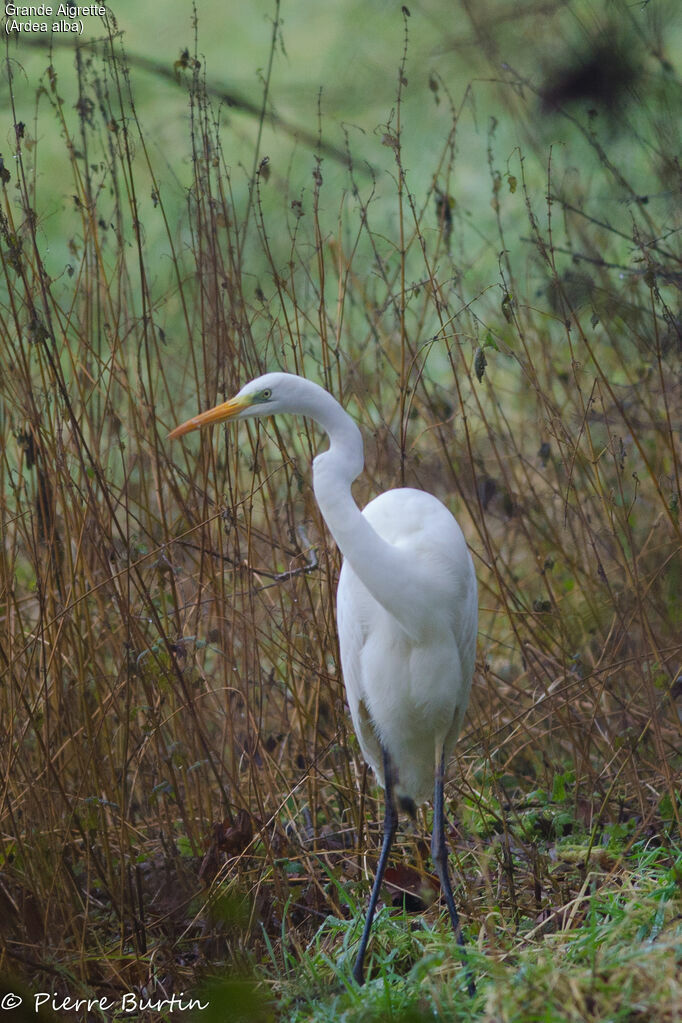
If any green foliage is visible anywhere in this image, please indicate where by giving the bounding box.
[267,845,682,1023]
[188,977,275,1023]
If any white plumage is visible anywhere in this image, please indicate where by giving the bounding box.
[338,488,477,805]
[169,371,478,992]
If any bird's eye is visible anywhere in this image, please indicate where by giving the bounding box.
[261,388,272,400]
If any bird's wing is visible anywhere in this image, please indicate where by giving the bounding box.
[336,562,384,784]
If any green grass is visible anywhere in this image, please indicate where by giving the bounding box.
[193,838,682,1023]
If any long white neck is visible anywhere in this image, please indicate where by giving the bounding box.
[308,390,365,546]
[302,385,430,639]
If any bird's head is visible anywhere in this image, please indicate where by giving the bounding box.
[168,372,299,439]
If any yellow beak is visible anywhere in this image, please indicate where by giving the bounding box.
[168,395,249,439]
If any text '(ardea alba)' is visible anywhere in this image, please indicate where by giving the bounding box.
[170,372,478,991]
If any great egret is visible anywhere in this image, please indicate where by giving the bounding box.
[169,372,478,991]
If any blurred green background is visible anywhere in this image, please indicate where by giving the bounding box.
[6,0,679,288]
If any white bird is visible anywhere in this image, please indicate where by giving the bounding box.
[169,372,478,991]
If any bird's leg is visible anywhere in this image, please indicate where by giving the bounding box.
[352,746,398,986]
[431,747,476,997]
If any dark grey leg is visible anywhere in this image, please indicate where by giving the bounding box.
[352,746,398,985]
[431,748,476,997]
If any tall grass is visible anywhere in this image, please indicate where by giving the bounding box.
[0,3,680,1016]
